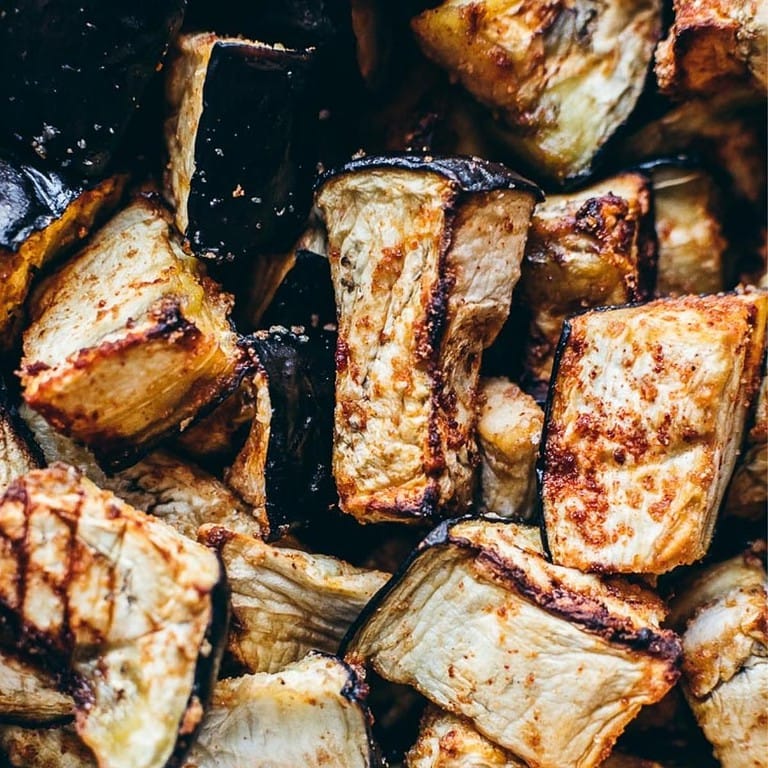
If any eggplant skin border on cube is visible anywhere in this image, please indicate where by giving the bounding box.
[316,153,541,524]
[343,518,681,768]
[0,0,186,177]
[0,464,230,768]
[411,0,663,185]
[164,32,318,263]
[538,291,767,575]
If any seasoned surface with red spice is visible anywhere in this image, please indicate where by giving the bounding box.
[542,292,768,574]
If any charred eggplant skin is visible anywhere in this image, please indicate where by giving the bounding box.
[0,159,83,252]
[0,1,186,177]
[248,327,336,536]
[259,249,337,332]
[166,565,230,768]
[316,154,543,200]
[186,42,317,261]
[184,0,341,49]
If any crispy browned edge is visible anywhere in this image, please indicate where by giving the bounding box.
[21,301,254,471]
[0,465,231,767]
[324,157,541,524]
[342,518,681,677]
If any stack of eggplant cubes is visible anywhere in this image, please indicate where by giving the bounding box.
[0,1,765,767]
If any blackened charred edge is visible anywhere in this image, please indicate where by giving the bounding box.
[536,317,572,560]
[315,154,543,200]
[361,482,442,524]
[447,529,682,667]
[422,198,457,499]
[0,478,74,676]
[0,604,72,683]
[339,518,457,658]
[0,157,84,252]
[167,556,230,768]
[0,378,45,470]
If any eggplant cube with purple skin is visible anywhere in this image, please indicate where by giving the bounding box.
[345,519,681,768]
[0,157,125,350]
[164,33,317,262]
[519,171,654,397]
[411,0,662,184]
[316,155,541,524]
[541,291,768,574]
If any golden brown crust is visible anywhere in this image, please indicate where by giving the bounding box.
[407,706,525,767]
[412,0,662,182]
[347,520,680,768]
[20,198,245,467]
[655,0,767,99]
[0,464,223,768]
[476,377,543,521]
[542,292,768,574]
[317,165,536,523]
[672,549,768,767]
[521,173,652,392]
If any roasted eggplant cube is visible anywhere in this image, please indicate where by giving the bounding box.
[649,162,728,297]
[0,647,74,726]
[222,327,337,537]
[0,159,124,349]
[316,155,540,524]
[726,373,767,520]
[476,378,543,522]
[0,465,227,768]
[411,0,661,183]
[345,520,680,768]
[164,33,317,262]
[655,0,767,100]
[20,198,244,468]
[406,706,525,767]
[406,708,667,768]
[0,1,185,177]
[181,652,378,768]
[200,525,389,674]
[519,172,654,396]
[0,724,96,767]
[670,545,768,768]
[541,292,768,574]
[0,381,42,495]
